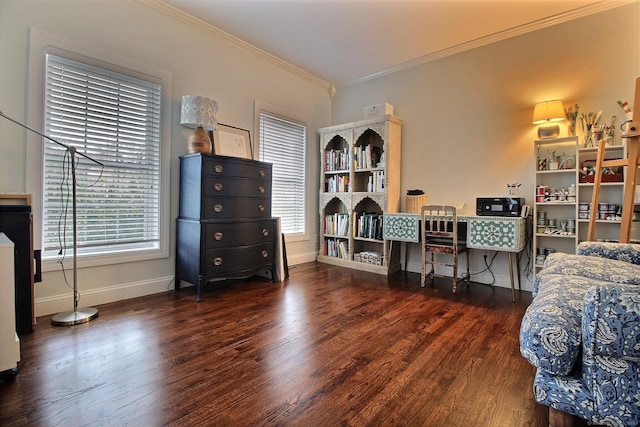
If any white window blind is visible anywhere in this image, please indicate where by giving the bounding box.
[259,112,306,235]
[42,53,162,259]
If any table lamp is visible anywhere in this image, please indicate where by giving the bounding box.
[533,100,565,139]
[180,95,218,154]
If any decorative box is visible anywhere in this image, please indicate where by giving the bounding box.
[579,160,623,183]
[579,173,623,183]
[354,251,383,265]
[363,103,394,119]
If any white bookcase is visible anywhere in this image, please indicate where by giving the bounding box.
[533,136,633,274]
[317,114,402,274]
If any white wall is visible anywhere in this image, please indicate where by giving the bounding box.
[332,3,640,291]
[0,0,331,315]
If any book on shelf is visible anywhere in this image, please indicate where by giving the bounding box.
[354,212,384,240]
[354,145,381,169]
[325,175,350,192]
[338,240,348,259]
[324,212,349,236]
[367,171,385,192]
[325,237,349,259]
[325,147,350,172]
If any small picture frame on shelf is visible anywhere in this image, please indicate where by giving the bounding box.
[212,124,253,159]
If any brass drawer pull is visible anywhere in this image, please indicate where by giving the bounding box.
[214,183,223,191]
[262,229,269,237]
[214,232,223,241]
[261,251,268,258]
[259,169,265,177]
[214,204,223,213]
[259,185,265,194]
[214,164,224,173]
[213,257,223,266]
[258,204,265,212]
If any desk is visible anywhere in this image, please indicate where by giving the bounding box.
[383,213,526,301]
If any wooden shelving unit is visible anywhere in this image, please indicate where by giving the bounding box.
[317,115,402,274]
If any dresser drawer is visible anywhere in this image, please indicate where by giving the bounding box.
[204,220,276,248]
[204,242,275,276]
[203,197,271,219]
[204,157,272,182]
[203,176,271,198]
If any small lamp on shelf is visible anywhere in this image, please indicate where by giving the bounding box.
[180,95,218,154]
[533,100,565,139]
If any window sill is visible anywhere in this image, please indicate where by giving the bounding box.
[41,246,169,272]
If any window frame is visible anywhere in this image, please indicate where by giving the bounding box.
[254,100,310,243]
[27,29,172,272]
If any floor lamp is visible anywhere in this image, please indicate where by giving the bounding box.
[0,110,102,326]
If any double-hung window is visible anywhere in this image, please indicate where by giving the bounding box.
[258,111,307,236]
[42,53,163,261]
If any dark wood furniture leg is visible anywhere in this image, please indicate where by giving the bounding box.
[197,276,204,302]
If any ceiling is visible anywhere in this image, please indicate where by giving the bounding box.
[161,0,630,88]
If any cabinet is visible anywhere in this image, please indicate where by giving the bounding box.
[317,114,402,274]
[175,154,278,301]
[533,136,634,273]
[0,203,36,335]
[0,233,20,380]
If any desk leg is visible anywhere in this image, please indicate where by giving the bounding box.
[508,252,515,303]
[516,252,521,291]
[403,242,409,271]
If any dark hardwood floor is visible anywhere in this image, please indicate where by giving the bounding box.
[1,262,555,426]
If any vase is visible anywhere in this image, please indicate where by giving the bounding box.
[584,131,593,148]
[593,131,603,148]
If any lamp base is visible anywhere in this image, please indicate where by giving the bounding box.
[538,124,560,139]
[51,307,99,326]
[187,126,212,154]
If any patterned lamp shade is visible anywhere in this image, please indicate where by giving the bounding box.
[180,95,218,131]
[180,95,218,154]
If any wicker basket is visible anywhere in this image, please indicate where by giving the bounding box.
[405,194,429,213]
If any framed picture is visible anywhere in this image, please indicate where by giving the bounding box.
[212,124,253,159]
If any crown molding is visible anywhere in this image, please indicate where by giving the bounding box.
[135,0,334,94]
[342,0,638,88]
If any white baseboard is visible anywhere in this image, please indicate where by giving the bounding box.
[33,249,373,319]
[35,275,175,317]
[287,251,317,266]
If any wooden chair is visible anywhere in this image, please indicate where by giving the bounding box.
[421,205,469,293]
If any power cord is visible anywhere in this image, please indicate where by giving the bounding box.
[519,213,535,283]
[54,148,104,303]
[468,251,498,286]
[56,149,75,298]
